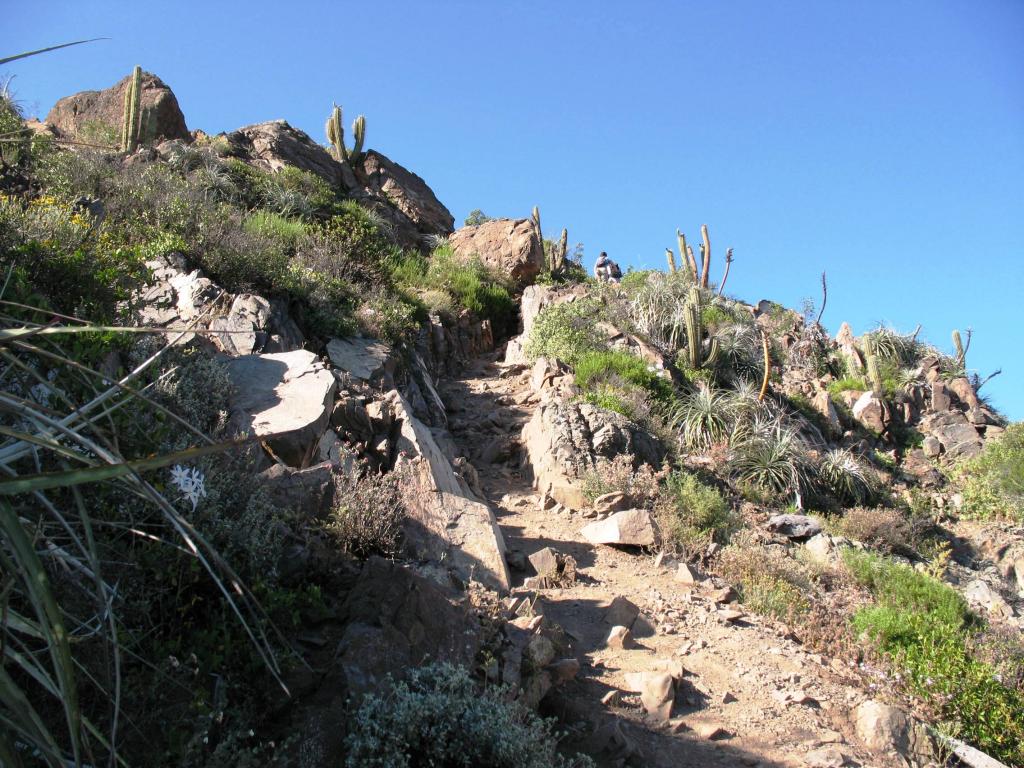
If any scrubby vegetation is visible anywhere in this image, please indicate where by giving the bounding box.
[959,422,1024,520]
[345,664,593,768]
[844,549,1024,763]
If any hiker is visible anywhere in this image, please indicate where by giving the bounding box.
[594,252,622,283]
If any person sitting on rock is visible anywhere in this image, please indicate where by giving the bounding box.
[594,252,621,283]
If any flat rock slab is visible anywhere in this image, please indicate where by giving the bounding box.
[327,337,394,381]
[227,350,336,467]
[388,391,511,592]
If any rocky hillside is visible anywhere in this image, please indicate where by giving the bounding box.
[1,70,1022,768]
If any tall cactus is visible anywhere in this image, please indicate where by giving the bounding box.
[677,229,697,281]
[120,65,142,153]
[952,329,966,369]
[699,223,712,289]
[683,285,720,371]
[864,336,885,398]
[557,227,568,272]
[665,248,677,273]
[531,206,545,271]
[325,104,366,166]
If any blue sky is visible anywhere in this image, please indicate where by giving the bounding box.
[4,1,1023,418]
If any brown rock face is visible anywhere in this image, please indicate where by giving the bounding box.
[46,71,189,146]
[360,149,454,237]
[224,120,358,192]
[450,218,545,286]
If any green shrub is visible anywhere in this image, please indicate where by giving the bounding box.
[844,549,1023,762]
[242,210,305,247]
[718,530,811,619]
[827,377,868,398]
[959,423,1024,521]
[330,465,406,558]
[424,246,515,336]
[525,297,605,366]
[657,471,737,557]
[344,663,593,767]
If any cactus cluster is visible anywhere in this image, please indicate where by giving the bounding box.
[671,225,733,291]
[683,285,720,371]
[120,65,142,153]
[325,104,366,166]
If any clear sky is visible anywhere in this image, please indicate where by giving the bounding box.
[4,1,1023,418]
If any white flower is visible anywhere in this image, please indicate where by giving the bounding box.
[169,464,207,511]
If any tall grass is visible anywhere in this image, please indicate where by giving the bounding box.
[0,298,281,767]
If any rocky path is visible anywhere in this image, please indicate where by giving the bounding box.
[439,350,905,768]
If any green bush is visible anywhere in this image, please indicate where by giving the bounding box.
[330,465,406,558]
[959,423,1024,521]
[844,549,1023,762]
[525,298,605,366]
[242,210,306,246]
[717,530,811,620]
[344,663,593,767]
[657,471,737,557]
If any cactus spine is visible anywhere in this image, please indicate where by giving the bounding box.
[325,104,366,165]
[120,65,142,153]
[666,248,677,273]
[864,336,884,398]
[683,285,719,371]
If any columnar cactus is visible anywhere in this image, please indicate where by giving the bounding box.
[665,248,677,273]
[677,229,697,280]
[120,65,142,153]
[699,223,712,289]
[325,104,366,165]
[952,329,965,368]
[683,285,720,371]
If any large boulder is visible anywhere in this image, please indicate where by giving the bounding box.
[223,120,358,192]
[920,412,984,459]
[226,350,336,467]
[386,391,511,592]
[45,71,189,146]
[359,149,454,237]
[521,398,664,510]
[449,218,545,287]
[853,700,937,766]
[581,509,656,547]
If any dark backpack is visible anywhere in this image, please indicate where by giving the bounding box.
[609,261,622,279]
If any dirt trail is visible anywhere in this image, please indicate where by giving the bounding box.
[439,350,899,768]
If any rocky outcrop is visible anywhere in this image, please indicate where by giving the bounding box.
[226,350,336,468]
[386,391,510,592]
[333,557,482,696]
[853,700,937,767]
[210,294,303,355]
[359,150,454,237]
[223,120,358,192]
[327,336,396,383]
[521,398,665,510]
[449,218,545,287]
[45,71,189,146]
